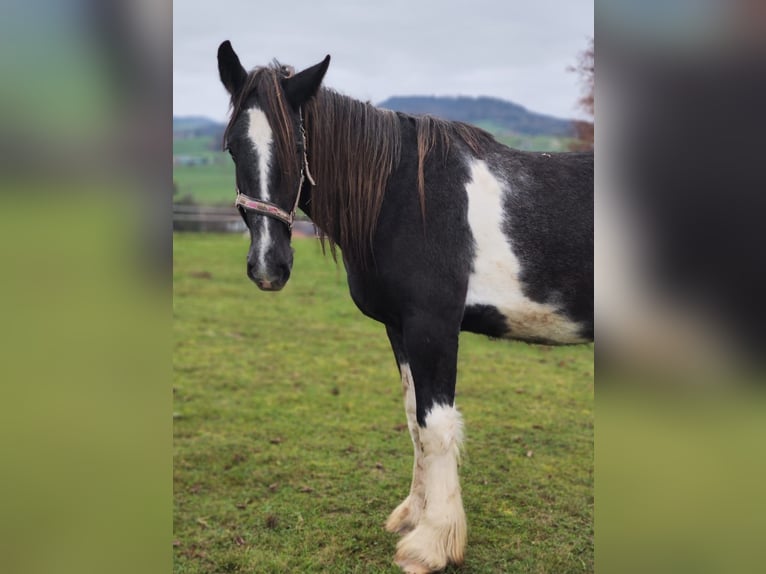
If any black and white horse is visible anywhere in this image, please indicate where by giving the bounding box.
[217,41,593,573]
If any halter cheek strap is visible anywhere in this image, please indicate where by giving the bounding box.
[235,109,315,231]
[235,193,296,228]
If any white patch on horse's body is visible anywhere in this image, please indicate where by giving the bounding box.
[246,107,274,270]
[386,364,425,535]
[395,404,466,572]
[464,159,586,343]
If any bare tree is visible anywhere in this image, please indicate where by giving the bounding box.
[569,38,594,151]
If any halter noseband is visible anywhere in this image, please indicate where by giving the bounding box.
[235,69,315,230]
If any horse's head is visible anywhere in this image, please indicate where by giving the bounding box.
[217,41,330,291]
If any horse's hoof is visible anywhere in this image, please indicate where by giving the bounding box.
[394,533,446,573]
[393,518,466,573]
[395,557,435,574]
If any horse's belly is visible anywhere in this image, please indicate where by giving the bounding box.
[463,159,588,344]
[464,268,587,344]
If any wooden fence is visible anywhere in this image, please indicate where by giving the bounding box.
[173,204,314,236]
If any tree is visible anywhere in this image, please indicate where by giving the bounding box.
[569,38,594,151]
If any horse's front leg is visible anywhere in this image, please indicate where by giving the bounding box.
[385,326,425,535]
[390,314,466,574]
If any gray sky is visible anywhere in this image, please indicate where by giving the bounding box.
[173,0,593,122]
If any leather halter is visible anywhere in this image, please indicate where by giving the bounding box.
[235,108,315,230]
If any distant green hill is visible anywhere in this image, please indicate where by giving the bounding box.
[377,95,575,137]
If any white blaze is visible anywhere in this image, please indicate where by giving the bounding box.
[464,159,585,343]
[246,107,274,270]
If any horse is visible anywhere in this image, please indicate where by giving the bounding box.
[217,40,593,573]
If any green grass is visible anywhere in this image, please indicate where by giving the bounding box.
[174,158,236,206]
[494,133,579,153]
[173,233,593,573]
[174,136,220,156]
[173,135,235,205]
[473,122,579,152]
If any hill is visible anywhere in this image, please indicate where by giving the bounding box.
[174,95,576,140]
[377,95,575,137]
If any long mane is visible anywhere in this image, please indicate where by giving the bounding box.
[303,89,401,265]
[225,63,495,267]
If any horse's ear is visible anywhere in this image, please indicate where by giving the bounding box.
[218,40,247,97]
[282,55,331,108]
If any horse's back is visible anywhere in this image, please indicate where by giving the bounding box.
[461,149,593,344]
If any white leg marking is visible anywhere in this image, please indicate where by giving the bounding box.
[465,159,586,343]
[395,404,467,573]
[246,107,274,271]
[386,364,425,535]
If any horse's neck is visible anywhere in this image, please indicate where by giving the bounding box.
[301,90,401,263]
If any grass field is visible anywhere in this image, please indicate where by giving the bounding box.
[173,136,236,205]
[174,160,236,206]
[472,122,579,153]
[174,136,221,156]
[173,233,593,573]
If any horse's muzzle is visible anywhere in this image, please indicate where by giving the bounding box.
[247,263,290,291]
[254,278,284,291]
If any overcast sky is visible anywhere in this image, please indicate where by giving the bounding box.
[173,0,593,123]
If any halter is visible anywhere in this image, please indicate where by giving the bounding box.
[234,109,315,230]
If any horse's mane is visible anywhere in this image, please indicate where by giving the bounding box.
[224,63,496,267]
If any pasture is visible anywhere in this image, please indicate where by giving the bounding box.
[173,135,237,205]
[173,233,593,573]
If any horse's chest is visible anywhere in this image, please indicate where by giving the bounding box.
[463,160,586,344]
